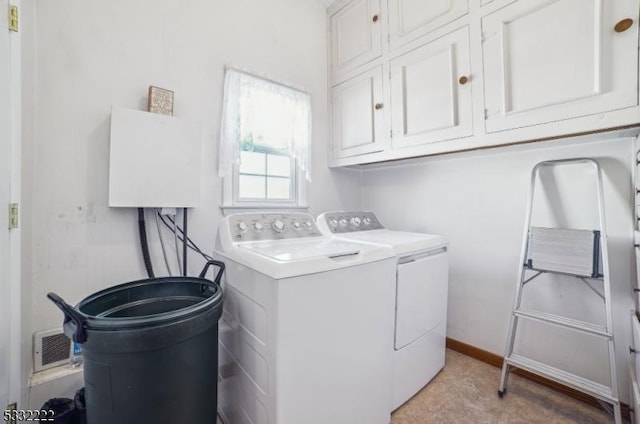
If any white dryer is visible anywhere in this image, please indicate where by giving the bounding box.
[214,212,396,424]
[317,211,449,410]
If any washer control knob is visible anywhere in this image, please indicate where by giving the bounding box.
[237,222,248,232]
[339,219,348,227]
[304,220,313,229]
[293,221,301,229]
[329,218,338,227]
[254,222,263,231]
[362,217,372,226]
[350,217,362,226]
[272,219,285,232]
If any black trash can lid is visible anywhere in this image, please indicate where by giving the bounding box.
[74,277,222,331]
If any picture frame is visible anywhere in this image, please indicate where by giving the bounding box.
[148,86,174,116]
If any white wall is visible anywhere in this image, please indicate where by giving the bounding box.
[22,0,361,387]
[361,134,636,401]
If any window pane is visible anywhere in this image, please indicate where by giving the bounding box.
[239,151,266,175]
[267,177,291,200]
[239,175,266,199]
[267,154,291,177]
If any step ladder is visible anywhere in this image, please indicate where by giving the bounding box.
[498,158,621,424]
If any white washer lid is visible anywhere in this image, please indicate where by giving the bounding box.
[240,238,362,261]
[217,237,394,279]
[334,229,448,257]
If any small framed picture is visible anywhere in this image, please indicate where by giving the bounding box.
[148,86,174,116]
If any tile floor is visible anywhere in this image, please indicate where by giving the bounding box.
[391,349,616,424]
[217,349,618,423]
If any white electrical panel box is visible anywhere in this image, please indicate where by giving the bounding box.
[109,107,202,208]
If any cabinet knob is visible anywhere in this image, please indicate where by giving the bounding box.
[459,75,469,85]
[372,14,379,23]
[374,103,383,110]
[614,18,633,33]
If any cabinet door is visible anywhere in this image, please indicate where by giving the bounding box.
[482,0,639,133]
[388,0,468,50]
[390,27,472,149]
[332,66,387,159]
[331,0,382,79]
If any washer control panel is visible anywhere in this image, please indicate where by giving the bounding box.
[322,211,384,233]
[230,213,322,242]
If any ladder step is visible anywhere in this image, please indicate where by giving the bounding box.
[506,354,618,404]
[514,308,611,338]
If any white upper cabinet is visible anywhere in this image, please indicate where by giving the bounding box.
[327,0,640,167]
[388,0,468,50]
[482,0,639,133]
[332,66,387,159]
[390,27,472,148]
[331,0,383,80]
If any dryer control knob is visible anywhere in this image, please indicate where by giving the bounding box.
[254,222,263,231]
[350,217,362,226]
[272,219,285,232]
[293,221,301,229]
[362,217,372,225]
[329,218,338,227]
[339,219,348,227]
[304,220,313,228]
[237,222,248,232]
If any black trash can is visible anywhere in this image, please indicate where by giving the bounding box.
[73,388,86,424]
[40,397,77,424]
[48,260,224,424]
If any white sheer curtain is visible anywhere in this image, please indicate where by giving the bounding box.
[219,68,312,182]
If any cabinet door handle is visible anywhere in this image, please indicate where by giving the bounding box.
[374,103,384,110]
[459,75,469,85]
[614,18,633,33]
[372,14,379,23]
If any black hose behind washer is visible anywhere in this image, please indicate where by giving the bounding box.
[138,208,155,278]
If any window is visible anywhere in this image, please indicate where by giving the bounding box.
[219,68,312,208]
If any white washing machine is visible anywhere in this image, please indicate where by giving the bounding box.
[317,211,449,410]
[214,212,396,424]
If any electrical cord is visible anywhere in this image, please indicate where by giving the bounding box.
[183,208,188,276]
[169,214,214,262]
[158,213,213,260]
[173,214,182,275]
[157,212,214,262]
[157,213,212,261]
[155,209,173,276]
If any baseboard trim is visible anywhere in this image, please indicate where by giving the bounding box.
[445,338,630,421]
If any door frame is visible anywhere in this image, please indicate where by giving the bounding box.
[1,0,23,410]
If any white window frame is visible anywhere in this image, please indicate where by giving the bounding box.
[220,69,310,211]
[234,145,301,205]
[222,161,308,210]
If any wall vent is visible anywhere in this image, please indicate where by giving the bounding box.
[34,328,70,372]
